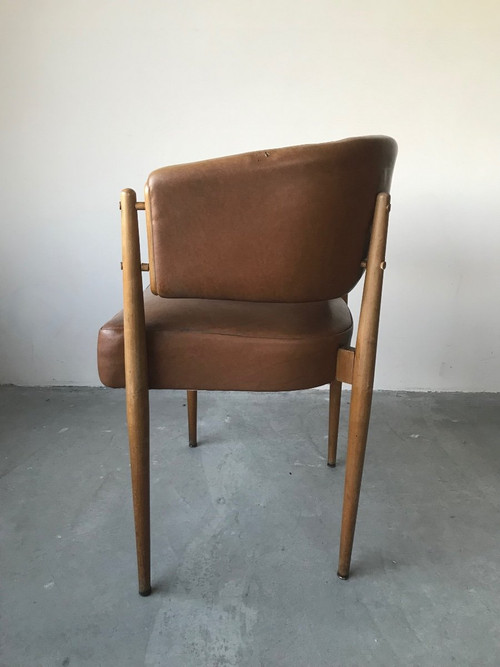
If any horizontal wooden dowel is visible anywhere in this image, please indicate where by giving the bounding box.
[121,262,149,271]
[119,202,146,211]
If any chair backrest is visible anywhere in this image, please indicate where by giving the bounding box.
[145,136,397,302]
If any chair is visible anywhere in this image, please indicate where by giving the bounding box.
[97,136,397,596]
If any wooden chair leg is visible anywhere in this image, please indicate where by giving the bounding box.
[187,390,197,447]
[327,379,342,467]
[121,187,151,596]
[126,387,151,596]
[336,193,391,580]
[337,382,373,579]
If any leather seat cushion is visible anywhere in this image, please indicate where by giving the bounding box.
[97,288,353,391]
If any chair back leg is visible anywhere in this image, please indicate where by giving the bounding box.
[337,193,391,580]
[187,390,198,447]
[327,380,342,467]
[337,381,373,578]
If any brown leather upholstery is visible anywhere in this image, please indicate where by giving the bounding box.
[99,136,397,393]
[98,288,353,391]
[145,136,397,302]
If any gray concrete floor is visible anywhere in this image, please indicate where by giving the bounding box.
[1,387,499,667]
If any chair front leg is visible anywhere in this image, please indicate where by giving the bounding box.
[126,386,151,596]
[121,188,151,596]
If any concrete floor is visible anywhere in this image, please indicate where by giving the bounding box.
[1,387,499,667]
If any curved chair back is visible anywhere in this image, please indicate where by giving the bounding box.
[145,136,397,302]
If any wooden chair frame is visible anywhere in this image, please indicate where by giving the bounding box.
[120,188,391,596]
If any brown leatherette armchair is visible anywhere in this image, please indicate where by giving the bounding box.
[97,136,398,596]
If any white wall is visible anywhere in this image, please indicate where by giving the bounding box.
[1,0,499,390]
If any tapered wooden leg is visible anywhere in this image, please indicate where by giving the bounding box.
[126,387,151,596]
[337,383,373,579]
[336,193,391,580]
[121,188,151,596]
[187,390,197,447]
[327,380,342,467]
